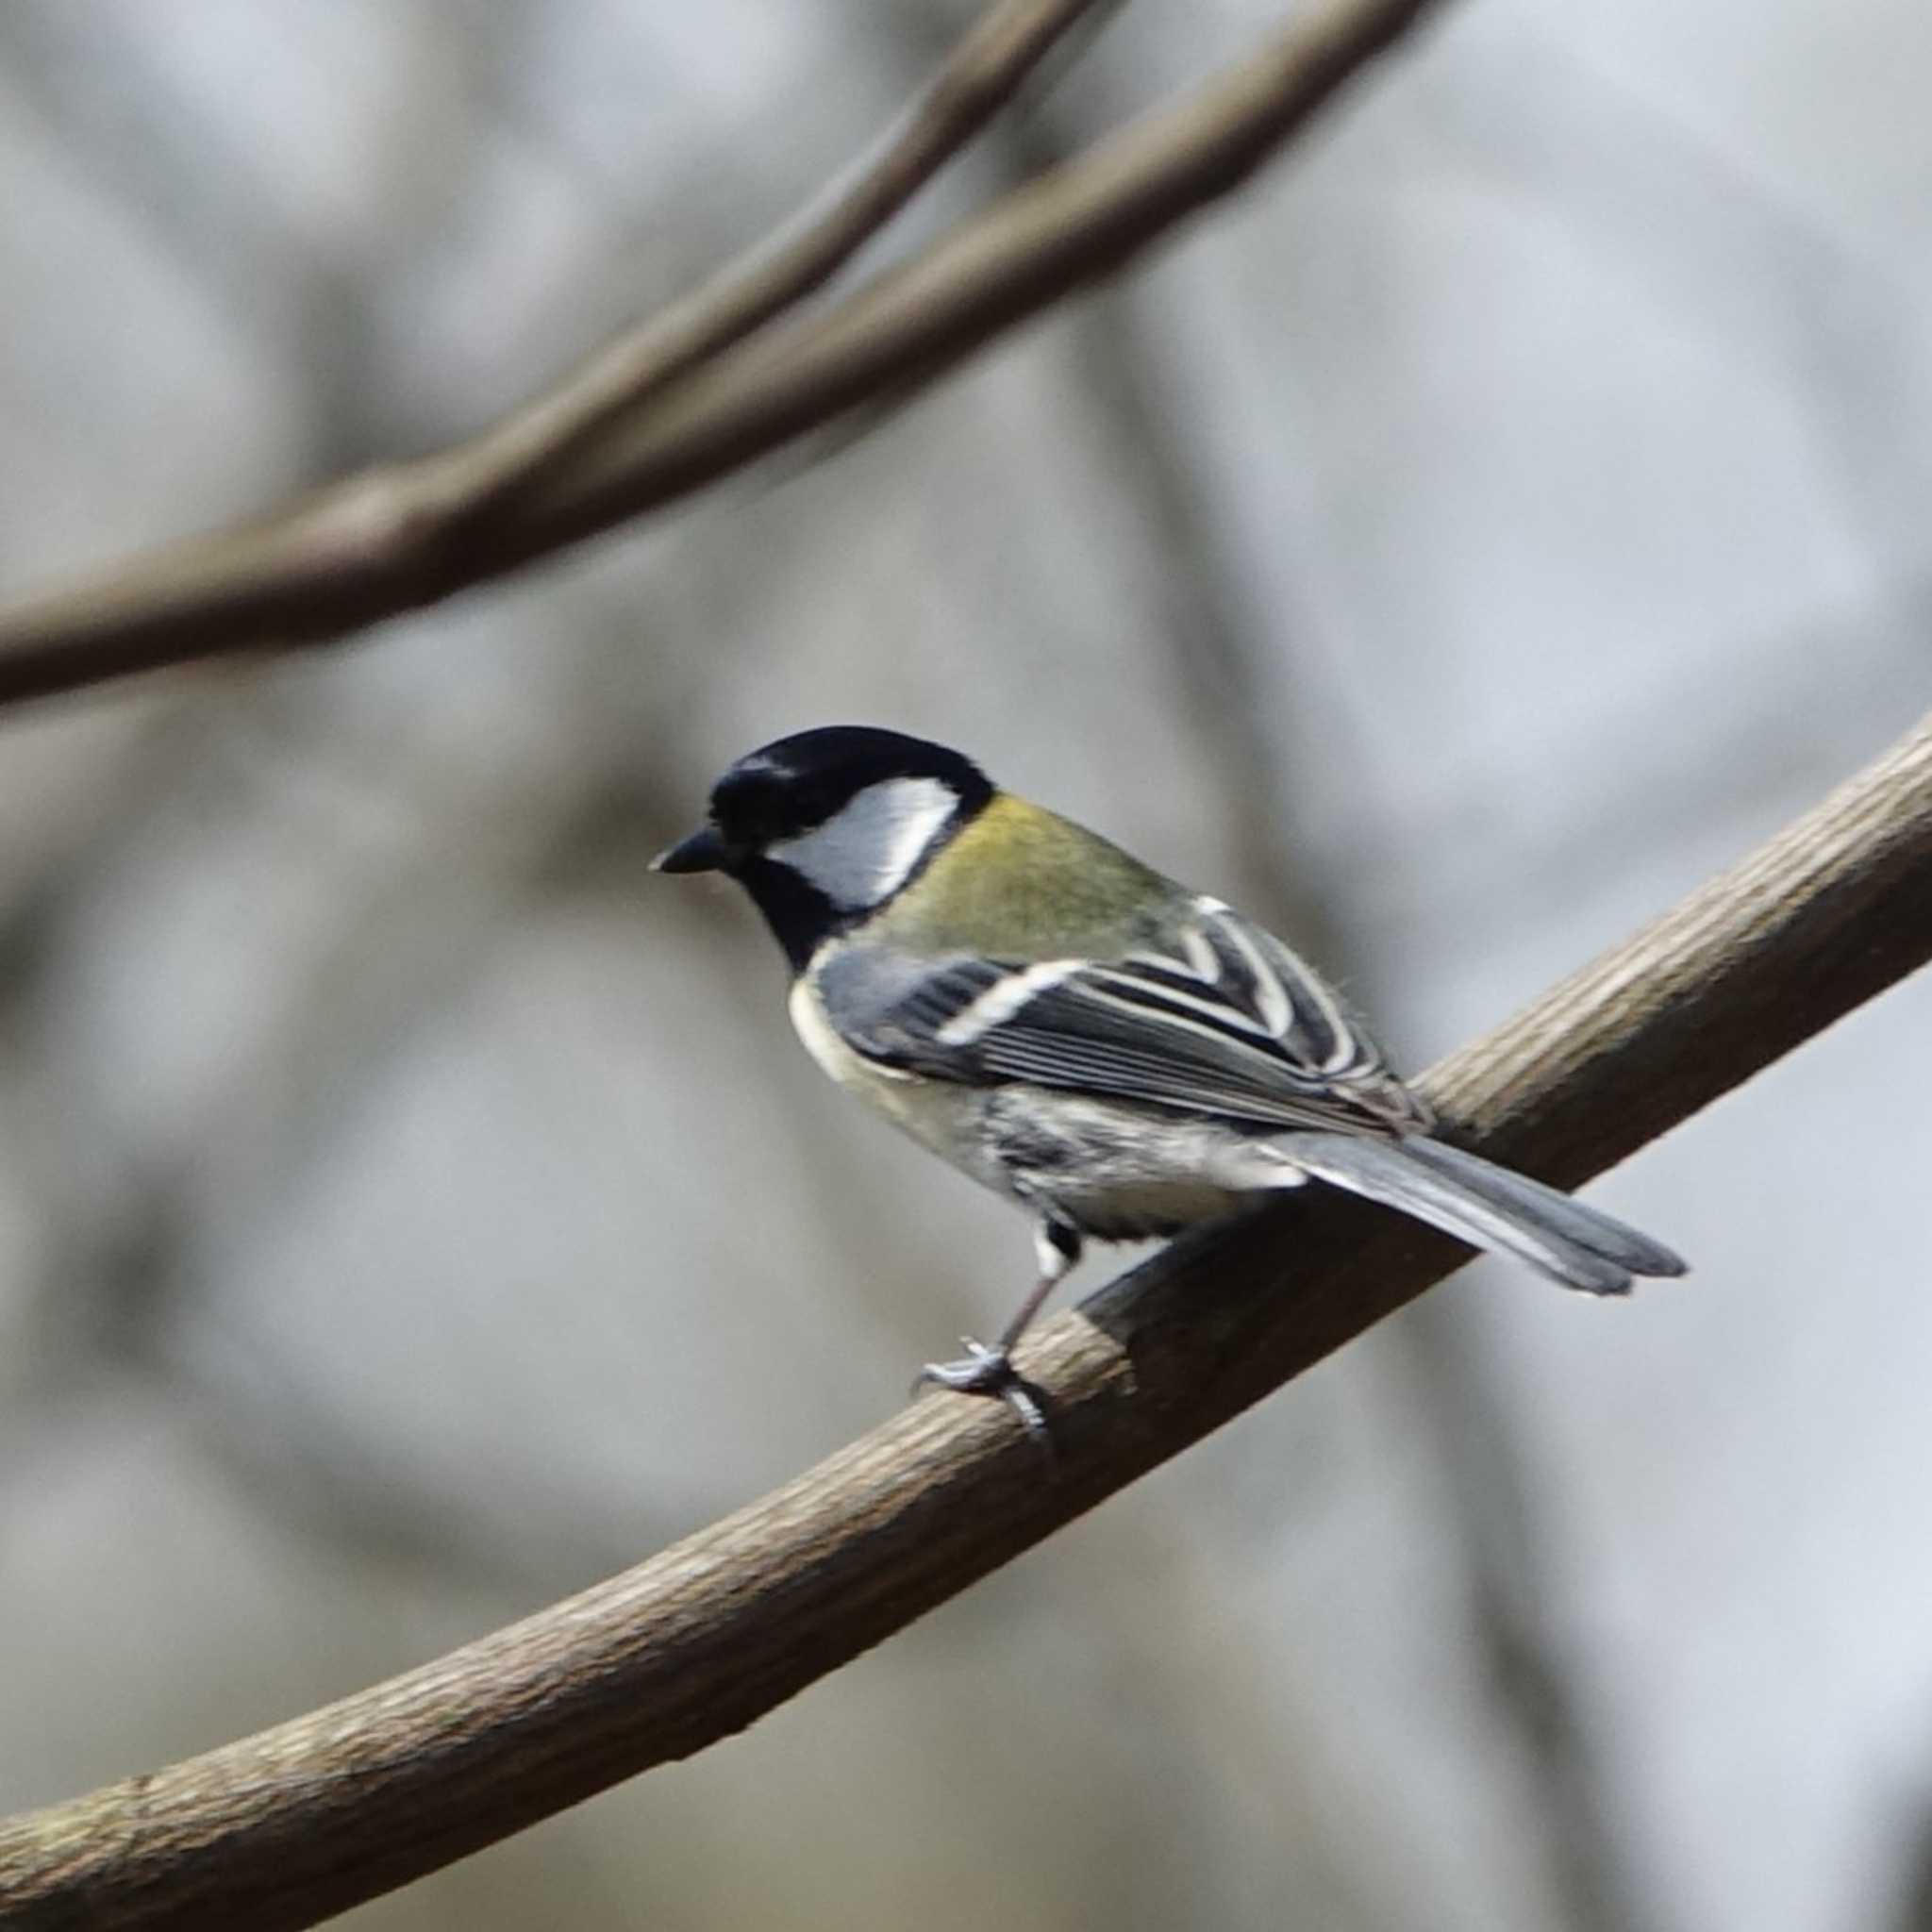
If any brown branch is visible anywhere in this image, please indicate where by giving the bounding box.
[0,0,1450,708]
[3,714,1928,1930]
[441,0,1117,518]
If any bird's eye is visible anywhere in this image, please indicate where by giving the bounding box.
[716,777,785,847]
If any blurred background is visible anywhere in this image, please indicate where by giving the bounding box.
[2,2,1930,1927]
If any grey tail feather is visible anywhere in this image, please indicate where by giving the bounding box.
[1267,1130,1687,1297]
[1397,1136,1688,1279]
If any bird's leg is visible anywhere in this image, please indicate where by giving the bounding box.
[918,1217,1082,1434]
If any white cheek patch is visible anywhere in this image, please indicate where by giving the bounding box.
[769,775,958,909]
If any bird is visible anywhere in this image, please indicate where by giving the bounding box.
[654,725,1685,1433]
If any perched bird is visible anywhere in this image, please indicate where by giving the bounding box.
[656,726,1685,1431]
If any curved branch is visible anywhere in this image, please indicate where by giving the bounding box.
[4,716,1928,1930]
[0,0,1449,708]
[441,0,1117,517]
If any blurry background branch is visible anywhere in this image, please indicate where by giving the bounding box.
[4,710,1927,1932]
[0,0,1448,708]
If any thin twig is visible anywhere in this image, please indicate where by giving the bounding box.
[0,0,1449,708]
[446,0,1115,519]
[3,711,1927,1932]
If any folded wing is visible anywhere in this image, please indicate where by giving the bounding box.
[819,895,1430,1137]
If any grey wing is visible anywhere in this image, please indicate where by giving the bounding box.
[816,895,1431,1137]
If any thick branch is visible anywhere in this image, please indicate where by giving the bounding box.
[4,714,1928,1930]
[0,0,1448,708]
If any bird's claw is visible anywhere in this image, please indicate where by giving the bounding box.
[916,1338,1012,1393]
[916,1339,1055,1455]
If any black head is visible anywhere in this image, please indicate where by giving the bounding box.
[655,726,995,968]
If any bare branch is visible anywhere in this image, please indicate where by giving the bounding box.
[0,0,1449,708]
[444,0,1116,516]
[3,713,1926,1930]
